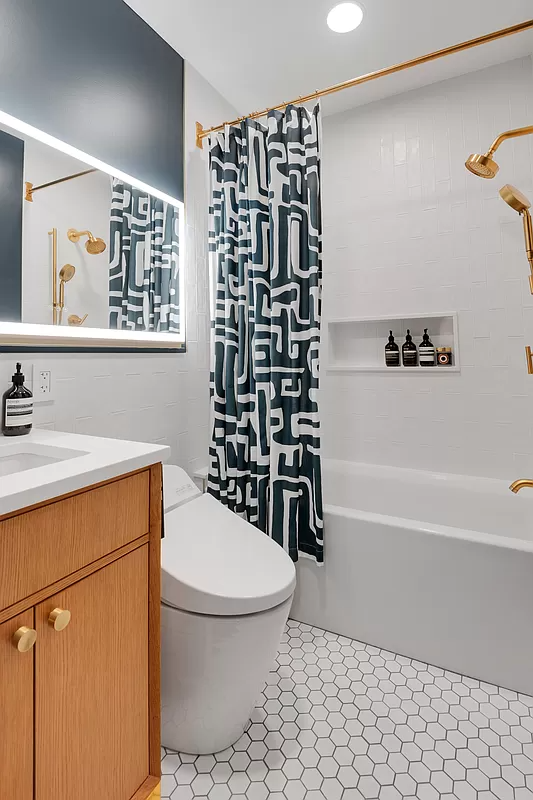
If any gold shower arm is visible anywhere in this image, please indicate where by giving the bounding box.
[486,125,533,157]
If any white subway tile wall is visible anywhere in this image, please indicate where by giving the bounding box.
[0,65,237,475]
[321,57,533,479]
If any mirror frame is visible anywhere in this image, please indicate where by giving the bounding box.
[0,109,186,353]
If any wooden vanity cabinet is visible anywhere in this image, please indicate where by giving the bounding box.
[0,465,162,800]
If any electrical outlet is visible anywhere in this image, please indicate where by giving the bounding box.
[37,370,52,396]
[29,363,55,403]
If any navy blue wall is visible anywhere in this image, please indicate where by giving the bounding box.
[0,0,184,202]
[0,129,23,321]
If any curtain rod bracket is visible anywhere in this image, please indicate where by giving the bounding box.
[196,122,205,150]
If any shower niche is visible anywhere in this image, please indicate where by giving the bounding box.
[327,312,460,373]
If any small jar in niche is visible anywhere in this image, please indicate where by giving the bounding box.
[436,346,453,366]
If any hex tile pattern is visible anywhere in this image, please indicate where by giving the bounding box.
[161,620,533,799]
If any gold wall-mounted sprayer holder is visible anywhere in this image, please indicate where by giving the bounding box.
[48,228,59,325]
[526,346,533,375]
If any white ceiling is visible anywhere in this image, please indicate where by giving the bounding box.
[125,0,533,119]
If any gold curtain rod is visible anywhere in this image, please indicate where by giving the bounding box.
[25,168,97,202]
[196,18,533,148]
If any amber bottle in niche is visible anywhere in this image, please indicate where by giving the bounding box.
[385,331,400,367]
[419,329,436,367]
[402,330,418,367]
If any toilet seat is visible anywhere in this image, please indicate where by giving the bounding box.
[161,470,296,617]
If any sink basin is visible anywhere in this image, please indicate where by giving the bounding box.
[0,442,88,477]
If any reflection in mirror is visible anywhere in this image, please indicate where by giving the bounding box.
[0,120,182,340]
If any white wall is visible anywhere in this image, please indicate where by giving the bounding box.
[22,141,111,328]
[321,57,533,479]
[0,64,238,473]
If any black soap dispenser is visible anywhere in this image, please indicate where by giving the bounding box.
[419,329,436,367]
[385,331,400,367]
[402,330,418,367]
[2,363,33,436]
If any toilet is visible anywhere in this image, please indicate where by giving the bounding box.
[160,465,296,755]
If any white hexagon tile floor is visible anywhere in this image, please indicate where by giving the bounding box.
[161,619,533,800]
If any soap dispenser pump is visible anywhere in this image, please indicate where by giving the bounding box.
[2,363,33,436]
[385,331,400,367]
[402,330,418,367]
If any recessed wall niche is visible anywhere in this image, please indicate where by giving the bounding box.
[327,313,460,373]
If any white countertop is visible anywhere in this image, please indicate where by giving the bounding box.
[0,429,170,517]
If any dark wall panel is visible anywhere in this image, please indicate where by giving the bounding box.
[0,0,184,201]
[0,129,23,321]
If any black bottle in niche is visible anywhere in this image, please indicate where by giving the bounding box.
[385,331,400,367]
[419,329,436,367]
[2,363,33,436]
[402,330,418,367]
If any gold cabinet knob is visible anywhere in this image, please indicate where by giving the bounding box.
[48,608,71,631]
[13,626,37,653]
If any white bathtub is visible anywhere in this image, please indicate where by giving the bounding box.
[291,459,533,695]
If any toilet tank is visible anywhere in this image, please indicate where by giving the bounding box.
[162,465,201,513]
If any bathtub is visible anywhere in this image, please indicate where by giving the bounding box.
[290,459,533,695]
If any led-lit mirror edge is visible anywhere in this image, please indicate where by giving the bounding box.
[0,109,186,353]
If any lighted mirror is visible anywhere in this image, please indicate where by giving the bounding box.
[0,115,184,351]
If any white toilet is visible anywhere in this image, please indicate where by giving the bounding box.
[160,465,296,755]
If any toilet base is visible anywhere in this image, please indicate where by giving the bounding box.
[161,595,292,755]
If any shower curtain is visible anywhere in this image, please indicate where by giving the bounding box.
[208,104,324,563]
[109,178,180,332]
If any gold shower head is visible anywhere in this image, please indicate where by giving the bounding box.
[499,184,531,213]
[465,126,533,180]
[465,153,499,179]
[67,228,107,255]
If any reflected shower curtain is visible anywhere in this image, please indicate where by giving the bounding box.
[208,104,324,563]
[109,178,180,332]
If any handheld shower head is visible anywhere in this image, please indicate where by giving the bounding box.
[58,264,76,324]
[67,228,107,255]
[59,263,76,282]
[465,153,499,179]
[499,184,533,294]
[499,184,531,213]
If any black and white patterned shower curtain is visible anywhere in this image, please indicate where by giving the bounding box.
[109,179,180,332]
[208,104,324,563]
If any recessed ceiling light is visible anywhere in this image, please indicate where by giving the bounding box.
[327,2,364,33]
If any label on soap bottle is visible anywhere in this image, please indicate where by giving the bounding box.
[5,397,33,427]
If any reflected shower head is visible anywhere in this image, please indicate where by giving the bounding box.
[499,184,531,214]
[67,228,107,255]
[59,263,76,282]
[465,152,499,179]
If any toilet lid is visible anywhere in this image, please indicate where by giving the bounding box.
[161,494,296,616]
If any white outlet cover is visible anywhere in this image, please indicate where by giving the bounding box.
[28,363,56,404]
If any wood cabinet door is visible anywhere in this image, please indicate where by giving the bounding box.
[35,546,149,800]
[0,610,34,800]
